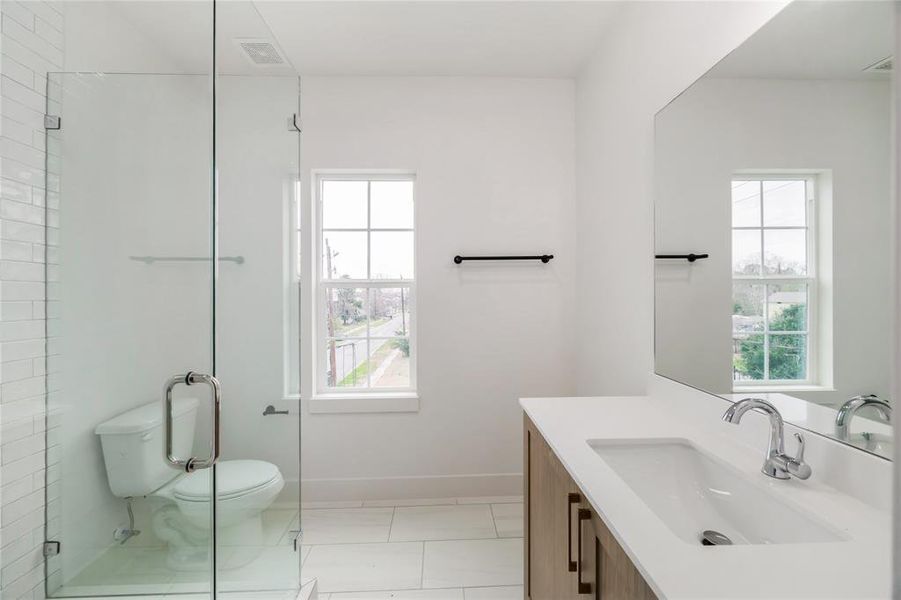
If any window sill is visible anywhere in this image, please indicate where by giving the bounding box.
[732,385,835,394]
[307,392,419,414]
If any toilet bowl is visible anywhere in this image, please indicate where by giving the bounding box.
[95,400,285,571]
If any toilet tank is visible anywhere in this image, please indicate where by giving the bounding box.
[95,398,199,498]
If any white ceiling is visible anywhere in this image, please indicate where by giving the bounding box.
[88,1,620,78]
[253,1,621,77]
[707,1,893,80]
[70,1,298,75]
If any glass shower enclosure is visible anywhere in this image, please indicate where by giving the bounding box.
[42,2,301,597]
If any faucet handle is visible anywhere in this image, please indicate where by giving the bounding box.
[786,433,812,480]
[793,432,805,461]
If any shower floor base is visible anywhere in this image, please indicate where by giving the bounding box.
[52,502,302,598]
[52,496,524,600]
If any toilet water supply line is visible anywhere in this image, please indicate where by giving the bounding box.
[115,498,141,544]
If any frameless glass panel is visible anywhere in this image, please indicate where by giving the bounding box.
[768,334,807,380]
[767,283,808,332]
[763,180,806,227]
[732,282,765,332]
[323,231,368,279]
[732,229,761,275]
[763,229,807,275]
[322,180,368,229]
[370,231,414,279]
[371,180,414,229]
[731,180,761,227]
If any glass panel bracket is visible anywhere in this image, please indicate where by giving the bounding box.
[44,115,61,130]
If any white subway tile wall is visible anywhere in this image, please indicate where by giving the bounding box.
[1,2,64,599]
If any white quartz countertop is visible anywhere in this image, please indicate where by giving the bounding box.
[520,393,891,599]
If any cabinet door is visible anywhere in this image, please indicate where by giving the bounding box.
[590,512,657,600]
[525,416,582,600]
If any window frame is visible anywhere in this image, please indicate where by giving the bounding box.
[313,171,418,398]
[731,174,818,389]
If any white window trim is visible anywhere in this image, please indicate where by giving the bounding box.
[311,170,418,404]
[731,174,819,389]
[284,178,302,400]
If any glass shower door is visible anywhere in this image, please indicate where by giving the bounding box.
[42,3,302,598]
[44,71,218,598]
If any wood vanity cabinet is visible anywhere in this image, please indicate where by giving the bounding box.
[524,415,656,600]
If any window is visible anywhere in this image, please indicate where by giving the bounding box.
[731,176,816,386]
[315,173,416,394]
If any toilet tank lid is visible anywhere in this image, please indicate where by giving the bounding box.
[95,397,199,435]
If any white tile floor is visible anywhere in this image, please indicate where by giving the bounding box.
[53,497,524,600]
[303,497,524,599]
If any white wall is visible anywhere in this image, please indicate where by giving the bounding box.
[62,1,201,74]
[0,3,65,599]
[655,78,892,406]
[573,0,787,396]
[298,76,577,498]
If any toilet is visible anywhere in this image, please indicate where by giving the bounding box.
[95,398,284,570]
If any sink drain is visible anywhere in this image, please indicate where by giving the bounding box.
[700,530,733,546]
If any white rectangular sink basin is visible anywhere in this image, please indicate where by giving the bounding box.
[588,438,848,546]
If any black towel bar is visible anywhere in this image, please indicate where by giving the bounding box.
[655,253,709,262]
[454,254,554,264]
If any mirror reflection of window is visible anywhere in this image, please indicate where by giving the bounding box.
[731,177,816,386]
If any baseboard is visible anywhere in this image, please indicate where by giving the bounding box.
[296,472,523,502]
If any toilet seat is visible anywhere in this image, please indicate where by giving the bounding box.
[173,459,281,502]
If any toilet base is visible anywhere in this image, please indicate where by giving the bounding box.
[152,503,265,571]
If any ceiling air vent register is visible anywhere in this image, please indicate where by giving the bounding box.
[236,39,285,66]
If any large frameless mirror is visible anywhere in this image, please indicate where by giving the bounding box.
[654,0,894,458]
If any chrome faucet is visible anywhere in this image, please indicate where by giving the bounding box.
[722,398,812,480]
[835,395,890,440]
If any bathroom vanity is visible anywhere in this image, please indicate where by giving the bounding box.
[521,383,891,599]
[523,414,655,599]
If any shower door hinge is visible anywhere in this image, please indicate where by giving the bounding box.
[287,114,301,132]
[44,115,61,130]
[43,541,61,557]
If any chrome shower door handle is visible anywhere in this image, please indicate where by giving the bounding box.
[163,371,221,473]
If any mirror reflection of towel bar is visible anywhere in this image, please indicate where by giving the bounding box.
[655,253,709,263]
[129,256,245,265]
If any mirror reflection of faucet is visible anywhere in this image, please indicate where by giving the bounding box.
[263,404,289,416]
[835,395,891,439]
